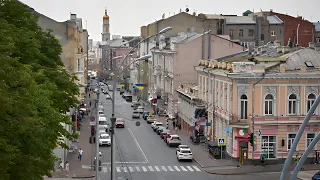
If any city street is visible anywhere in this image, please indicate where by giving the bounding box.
[78,81,295,180]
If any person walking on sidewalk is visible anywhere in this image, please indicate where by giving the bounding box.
[78,148,83,161]
[172,120,176,128]
[65,161,69,177]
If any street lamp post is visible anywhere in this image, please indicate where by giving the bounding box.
[108,27,172,180]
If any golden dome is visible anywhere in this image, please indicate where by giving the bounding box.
[103,9,109,19]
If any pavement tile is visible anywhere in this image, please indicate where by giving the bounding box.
[154,114,237,168]
[205,163,320,175]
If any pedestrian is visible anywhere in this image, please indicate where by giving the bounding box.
[172,120,176,128]
[58,159,64,173]
[78,148,83,161]
[65,161,69,177]
[90,101,91,107]
[89,93,90,98]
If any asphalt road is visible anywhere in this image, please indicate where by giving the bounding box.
[88,80,299,180]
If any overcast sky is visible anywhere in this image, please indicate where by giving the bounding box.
[21,0,319,41]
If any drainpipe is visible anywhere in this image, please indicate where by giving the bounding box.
[207,31,211,60]
[201,30,205,59]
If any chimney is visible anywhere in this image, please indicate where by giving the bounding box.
[309,42,315,48]
[70,14,77,20]
[301,65,307,72]
[280,64,286,73]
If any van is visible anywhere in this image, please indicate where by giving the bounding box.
[99,117,109,127]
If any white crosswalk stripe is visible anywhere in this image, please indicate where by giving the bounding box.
[174,166,180,171]
[192,165,201,171]
[148,166,154,171]
[167,166,174,171]
[142,166,147,172]
[96,165,202,173]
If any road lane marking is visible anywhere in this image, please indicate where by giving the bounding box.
[148,166,154,171]
[123,167,128,172]
[135,166,141,172]
[161,166,167,171]
[174,166,180,171]
[102,161,148,164]
[186,166,194,171]
[129,167,134,172]
[167,166,174,171]
[180,166,187,171]
[116,167,121,172]
[192,165,201,171]
[141,166,147,172]
[127,128,149,163]
[154,166,160,171]
[102,167,108,172]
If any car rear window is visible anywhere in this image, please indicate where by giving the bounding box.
[181,150,191,153]
[172,136,180,139]
[99,121,107,125]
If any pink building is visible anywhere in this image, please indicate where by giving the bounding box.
[150,31,246,118]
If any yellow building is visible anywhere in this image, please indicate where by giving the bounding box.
[195,42,320,161]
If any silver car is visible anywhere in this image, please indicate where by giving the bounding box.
[132,111,140,119]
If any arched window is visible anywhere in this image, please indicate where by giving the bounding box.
[288,94,297,115]
[265,94,274,115]
[240,94,248,119]
[307,94,316,113]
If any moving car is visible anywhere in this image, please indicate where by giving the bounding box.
[98,125,108,135]
[99,133,111,146]
[98,117,109,128]
[166,134,181,147]
[137,106,144,114]
[132,111,140,119]
[176,146,193,161]
[115,118,125,128]
[131,101,140,108]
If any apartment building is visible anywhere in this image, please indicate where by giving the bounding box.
[195,42,320,161]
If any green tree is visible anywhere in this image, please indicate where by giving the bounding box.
[0,1,79,179]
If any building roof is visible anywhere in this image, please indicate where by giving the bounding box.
[174,32,204,44]
[205,14,256,24]
[267,15,283,24]
[314,22,320,32]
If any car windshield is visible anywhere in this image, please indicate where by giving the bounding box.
[116,119,124,122]
[133,111,139,114]
[101,135,110,139]
[99,121,107,125]
[181,150,191,153]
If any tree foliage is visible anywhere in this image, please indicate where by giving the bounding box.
[0,1,79,179]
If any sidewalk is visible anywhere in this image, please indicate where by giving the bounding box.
[205,163,320,175]
[50,91,95,178]
[155,115,238,168]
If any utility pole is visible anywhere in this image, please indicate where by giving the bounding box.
[251,85,255,161]
[95,87,100,180]
[110,75,116,180]
[86,34,89,83]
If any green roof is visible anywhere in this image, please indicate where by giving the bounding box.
[243,10,253,14]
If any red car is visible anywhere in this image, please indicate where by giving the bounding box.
[115,118,125,128]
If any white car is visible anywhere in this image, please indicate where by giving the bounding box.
[137,106,144,114]
[132,111,140,119]
[151,121,163,130]
[176,147,193,161]
[99,133,111,146]
[147,116,156,124]
[166,134,181,147]
[98,125,108,135]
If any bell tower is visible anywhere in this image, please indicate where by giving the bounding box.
[102,9,110,41]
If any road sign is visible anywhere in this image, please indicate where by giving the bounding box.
[90,122,96,126]
[258,129,261,136]
[90,116,95,121]
[218,138,226,146]
[225,128,231,134]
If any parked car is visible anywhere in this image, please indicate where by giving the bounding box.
[160,129,171,139]
[136,106,144,114]
[166,134,181,147]
[147,116,156,124]
[151,121,163,130]
[143,111,150,120]
[176,146,193,161]
[132,111,140,119]
[99,133,111,146]
[164,132,175,142]
[115,118,125,128]
[131,101,140,107]
[156,126,166,135]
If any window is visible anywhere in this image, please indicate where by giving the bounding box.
[307,94,316,113]
[271,31,276,36]
[248,29,254,36]
[240,94,248,119]
[261,136,277,158]
[306,133,316,150]
[261,34,265,40]
[230,29,234,36]
[77,59,81,71]
[288,94,297,115]
[264,94,274,115]
[317,38,320,43]
[287,134,297,151]
[239,29,244,36]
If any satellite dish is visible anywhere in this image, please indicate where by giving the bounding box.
[185,8,189,12]
[135,121,140,126]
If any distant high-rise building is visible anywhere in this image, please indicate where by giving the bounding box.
[102,9,110,41]
[88,39,93,51]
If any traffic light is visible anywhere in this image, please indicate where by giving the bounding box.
[249,133,254,146]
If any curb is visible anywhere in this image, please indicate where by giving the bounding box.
[204,169,250,175]
[72,175,95,179]
[193,157,204,168]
